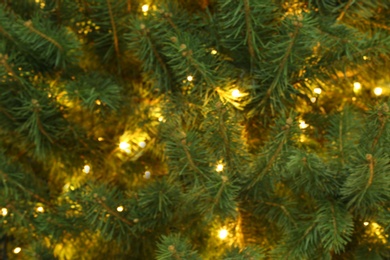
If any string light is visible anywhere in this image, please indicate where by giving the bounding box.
[98,137,104,141]
[141,4,149,13]
[139,141,146,148]
[231,89,241,98]
[119,142,131,153]
[36,206,44,213]
[211,49,217,55]
[310,97,316,103]
[218,228,228,240]
[83,165,90,174]
[116,206,124,212]
[299,121,309,129]
[1,208,7,216]
[313,88,322,94]
[374,87,383,96]
[144,171,151,179]
[13,247,21,254]
[158,116,164,122]
[364,221,370,226]
[216,164,224,172]
[353,82,361,92]
[187,75,193,82]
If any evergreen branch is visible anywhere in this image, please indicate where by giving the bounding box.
[243,0,255,67]
[250,129,289,187]
[365,154,374,189]
[363,20,390,31]
[371,112,387,150]
[336,0,354,21]
[0,106,16,121]
[24,20,63,51]
[258,26,299,112]
[97,199,133,227]
[180,141,207,179]
[285,222,317,259]
[126,0,131,12]
[264,201,297,227]
[105,0,120,59]
[339,115,344,166]
[330,203,338,240]
[34,110,54,144]
[218,110,231,163]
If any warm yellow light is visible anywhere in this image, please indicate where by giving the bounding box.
[299,121,309,129]
[98,137,104,141]
[158,116,164,122]
[116,206,124,212]
[218,228,228,240]
[119,142,130,152]
[211,49,217,55]
[83,165,90,174]
[374,87,382,96]
[313,88,322,94]
[353,82,361,92]
[187,75,193,82]
[144,171,151,179]
[363,56,369,60]
[364,221,370,226]
[1,208,8,216]
[141,4,149,13]
[310,97,316,103]
[216,164,224,172]
[231,89,241,98]
[36,206,44,213]
[13,247,21,254]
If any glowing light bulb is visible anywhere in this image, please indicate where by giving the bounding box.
[1,208,8,216]
[299,121,309,129]
[139,141,146,148]
[187,75,193,82]
[216,164,224,172]
[144,171,151,179]
[98,137,104,141]
[158,116,164,122]
[117,206,124,212]
[13,247,21,254]
[374,87,382,96]
[141,4,149,13]
[119,142,130,153]
[364,221,370,226]
[313,88,322,94]
[353,82,361,92]
[218,228,228,240]
[36,206,44,213]
[231,89,241,98]
[310,97,316,103]
[211,49,217,55]
[83,165,90,174]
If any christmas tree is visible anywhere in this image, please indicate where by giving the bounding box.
[1,0,390,259]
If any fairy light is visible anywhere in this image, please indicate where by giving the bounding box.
[83,165,91,174]
[144,171,151,179]
[211,49,217,55]
[353,82,361,92]
[36,206,44,213]
[187,75,193,82]
[158,116,164,122]
[1,208,8,216]
[374,87,383,96]
[13,247,21,254]
[139,141,146,148]
[141,4,149,13]
[313,88,322,94]
[116,206,124,212]
[216,164,224,172]
[98,137,104,141]
[119,142,130,153]
[218,228,228,240]
[299,121,309,129]
[364,221,370,226]
[231,89,241,98]
[310,97,316,103]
